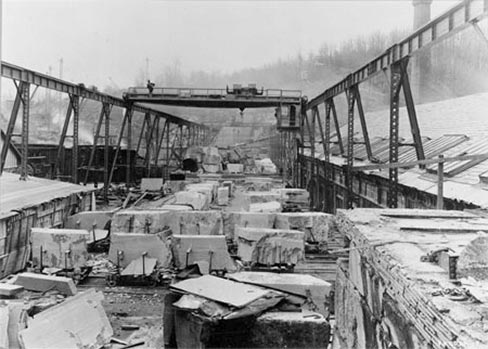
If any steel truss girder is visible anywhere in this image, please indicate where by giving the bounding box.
[345,88,356,209]
[0,82,23,173]
[388,63,402,208]
[1,62,202,128]
[20,82,30,180]
[307,0,488,109]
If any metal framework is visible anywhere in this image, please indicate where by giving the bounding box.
[0,62,208,200]
[298,0,488,210]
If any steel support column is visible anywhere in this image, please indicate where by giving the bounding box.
[345,86,355,209]
[388,62,402,208]
[108,107,131,187]
[20,82,30,180]
[126,108,132,187]
[351,85,373,161]
[0,84,22,173]
[55,97,74,178]
[71,95,80,183]
[103,103,110,201]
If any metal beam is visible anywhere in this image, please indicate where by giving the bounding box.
[388,62,402,208]
[352,85,373,161]
[307,0,488,110]
[20,82,30,180]
[55,98,73,177]
[1,61,205,127]
[345,88,355,209]
[0,84,22,173]
[108,107,130,187]
[71,95,80,183]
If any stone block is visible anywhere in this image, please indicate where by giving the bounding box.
[228,272,332,317]
[249,201,282,213]
[236,227,304,265]
[275,212,333,243]
[202,163,222,173]
[222,212,276,241]
[141,178,163,191]
[249,311,330,349]
[171,235,236,271]
[31,228,90,269]
[174,191,209,210]
[186,183,214,203]
[160,204,194,211]
[167,211,223,236]
[14,273,77,296]
[108,232,172,268]
[244,191,281,205]
[217,187,229,206]
[111,210,171,234]
[227,163,244,173]
[64,211,114,230]
[222,181,233,196]
[19,289,112,349]
[166,180,186,194]
[0,283,24,297]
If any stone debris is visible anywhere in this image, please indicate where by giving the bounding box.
[14,273,77,296]
[174,190,209,210]
[18,289,113,349]
[108,233,172,269]
[228,271,332,317]
[31,228,90,270]
[236,227,305,265]
[171,235,236,272]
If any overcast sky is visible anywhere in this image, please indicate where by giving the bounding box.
[3,0,458,90]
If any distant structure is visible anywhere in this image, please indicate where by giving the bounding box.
[412,0,433,102]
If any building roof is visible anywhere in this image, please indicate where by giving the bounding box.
[309,92,488,208]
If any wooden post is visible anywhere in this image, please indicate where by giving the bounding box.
[437,154,444,210]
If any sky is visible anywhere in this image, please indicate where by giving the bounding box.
[2,0,459,90]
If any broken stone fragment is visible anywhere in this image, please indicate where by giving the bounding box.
[236,227,304,265]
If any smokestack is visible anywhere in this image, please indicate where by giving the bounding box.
[412,0,433,102]
[413,0,433,29]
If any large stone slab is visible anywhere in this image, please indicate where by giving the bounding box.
[228,271,332,316]
[160,204,194,211]
[222,212,276,241]
[64,211,114,230]
[19,289,112,349]
[236,227,304,265]
[174,191,209,210]
[227,163,244,174]
[249,311,330,349]
[244,191,281,205]
[14,273,77,296]
[249,201,282,213]
[217,187,229,206]
[0,283,24,297]
[275,212,334,243]
[186,183,214,203]
[31,228,90,269]
[171,235,235,271]
[141,178,164,192]
[222,181,233,196]
[108,232,172,268]
[111,210,171,234]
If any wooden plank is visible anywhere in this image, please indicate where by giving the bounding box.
[379,209,477,219]
[170,275,271,308]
